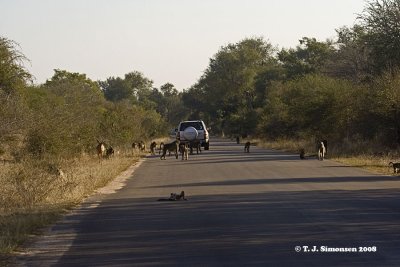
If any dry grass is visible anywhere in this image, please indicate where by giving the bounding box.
[331,156,396,176]
[0,146,145,263]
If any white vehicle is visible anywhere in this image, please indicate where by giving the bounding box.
[176,120,210,150]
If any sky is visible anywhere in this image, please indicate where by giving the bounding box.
[0,0,367,90]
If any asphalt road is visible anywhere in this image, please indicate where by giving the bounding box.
[16,139,400,266]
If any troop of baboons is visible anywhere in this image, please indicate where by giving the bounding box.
[96,137,400,176]
[95,139,200,161]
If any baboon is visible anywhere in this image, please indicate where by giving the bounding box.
[299,148,306,159]
[138,141,146,152]
[179,142,189,160]
[160,140,179,160]
[48,164,65,179]
[150,141,157,155]
[106,146,114,158]
[174,191,187,200]
[159,142,164,155]
[322,140,328,155]
[189,141,201,155]
[158,191,187,201]
[96,140,106,161]
[244,141,250,153]
[132,142,137,149]
[317,142,326,161]
[389,162,400,173]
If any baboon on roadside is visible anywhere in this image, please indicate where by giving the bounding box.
[299,148,306,159]
[150,141,157,155]
[244,141,251,153]
[132,142,137,149]
[158,191,187,201]
[179,142,189,160]
[160,140,179,160]
[138,141,146,152]
[106,146,114,158]
[96,139,106,161]
[389,162,400,173]
[159,142,164,155]
[317,142,326,161]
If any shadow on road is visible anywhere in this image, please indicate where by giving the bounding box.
[20,189,400,266]
[142,175,400,189]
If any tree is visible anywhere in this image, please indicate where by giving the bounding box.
[359,0,400,74]
[278,37,335,79]
[99,76,131,102]
[0,37,32,95]
[158,83,188,126]
[99,71,153,104]
[0,37,31,143]
[258,74,361,141]
[370,69,400,144]
[26,70,107,157]
[333,25,372,82]
[190,37,277,135]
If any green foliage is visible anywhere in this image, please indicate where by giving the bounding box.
[334,25,372,82]
[99,71,154,104]
[0,37,32,95]
[278,37,335,79]
[359,0,400,74]
[184,37,277,135]
[259,75,361,140]
[0,37,32,150]
[369,69,400,144]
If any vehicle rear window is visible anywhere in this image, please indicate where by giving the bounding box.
[179,122,203,131]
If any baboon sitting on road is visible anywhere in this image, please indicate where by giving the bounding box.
[160,141,179,160]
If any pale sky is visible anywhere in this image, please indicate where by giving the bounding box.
[0,0,366,90]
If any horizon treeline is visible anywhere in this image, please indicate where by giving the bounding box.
[183,0,400,148]
[2,0,400,161]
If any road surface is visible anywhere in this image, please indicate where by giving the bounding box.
[16,139,400,266]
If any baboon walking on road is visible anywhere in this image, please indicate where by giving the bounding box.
[179,143,189,160]
[160,141,179,160]
[317,142,326,161]
[244,142,250,153]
